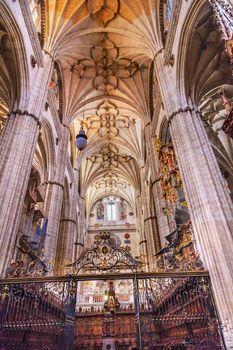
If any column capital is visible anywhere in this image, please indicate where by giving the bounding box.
[74,242,84,247]
[43,180,64,190]
[139,240,147,245]
[8,109,41,126]
[61,123,70,131]
[60,218,77,225]
[153,47,165,62]
[167,106,195,124]
[151,177,161,186]
[144,216,157,223]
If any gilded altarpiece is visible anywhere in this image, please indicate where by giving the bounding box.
[154,139,203,273]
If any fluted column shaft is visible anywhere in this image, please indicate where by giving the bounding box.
[142,180,159,270]
[145,124,170,244]
[72,170,83,260]
[55,219,77,275]
[44,125,70,266]
[154,51,233,345]
[77,196,86,248]
[0,115,40,275]
[0,55,52,276]
[137,170,151,272]
[135,195,147,266]
[55,178,78,274]
[170,109,233,344]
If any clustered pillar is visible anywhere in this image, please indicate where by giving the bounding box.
[170,108,233,346]
[145,124,170,245]
[0,55,52,276]
[55,219,77,275]
[44,125,70,268]
[155,53,233,347]
[54,180,78,275]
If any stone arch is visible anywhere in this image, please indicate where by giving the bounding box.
[0,1,29,110]
[148,61,155,122]
[53,61,64,122]
[176,1,233,206]
[88,193,133,220]
[31,118,57,184]
[54,177,72,274]
[40,119,56,182]
[177,0,233,106]
[176,0,210,105]
[159,117,171,144]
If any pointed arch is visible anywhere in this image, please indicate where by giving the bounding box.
[0,1,30,110]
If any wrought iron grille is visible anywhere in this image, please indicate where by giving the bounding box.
[137,275,226,349]
[0,272,226,350]
[0,277,76,350]
[66,232,143,274]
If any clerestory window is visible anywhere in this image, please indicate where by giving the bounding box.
[107,200,117,221]
[166,0,174,20]
[29,0,41,30]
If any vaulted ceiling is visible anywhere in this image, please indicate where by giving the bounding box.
[184,1,233,192]
[45,0,160,121]
[43,0,162,207]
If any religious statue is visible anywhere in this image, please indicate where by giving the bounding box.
[222,95,233,138]
[155,140,188,229]
[97,200,104,219]
[119,199,127,220]
[104,282,120,313]
[49,65,60,111]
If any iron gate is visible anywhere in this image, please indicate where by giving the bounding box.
[0,272,226,350]
[0,276,77,350]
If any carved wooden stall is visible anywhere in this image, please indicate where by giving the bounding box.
[0,231,226,350]
[0,278,76,350]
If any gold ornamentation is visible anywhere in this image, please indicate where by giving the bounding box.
[155,141,185,226]
[154,223,203,272]
[154,136,161,152]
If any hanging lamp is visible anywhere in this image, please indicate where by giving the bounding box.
[76,91,87,150]
[76,122,87,150]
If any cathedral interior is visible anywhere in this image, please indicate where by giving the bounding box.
[0,0,233,349]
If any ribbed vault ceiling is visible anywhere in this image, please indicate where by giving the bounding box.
[44,0,161,203]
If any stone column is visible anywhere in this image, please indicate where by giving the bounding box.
[137,171,151,272]
[54,179,78,275]
[73,169,83,260]
[145,124,170,244]
[136,204,144,250]
[0,55,52,276]
[44,125,70,267]
[55,219,77,275]
[71,190,85,263]
[170,108,233,345]
[155,54,233,346]
[142,179,159,270]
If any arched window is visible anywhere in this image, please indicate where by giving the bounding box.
[29,0,41,30]
[107,200,117,221]
[166,0,174,21]
[163,0,175,44]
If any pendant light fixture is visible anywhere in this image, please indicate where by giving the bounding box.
[76,90,87,150]
[76,123,87,150]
